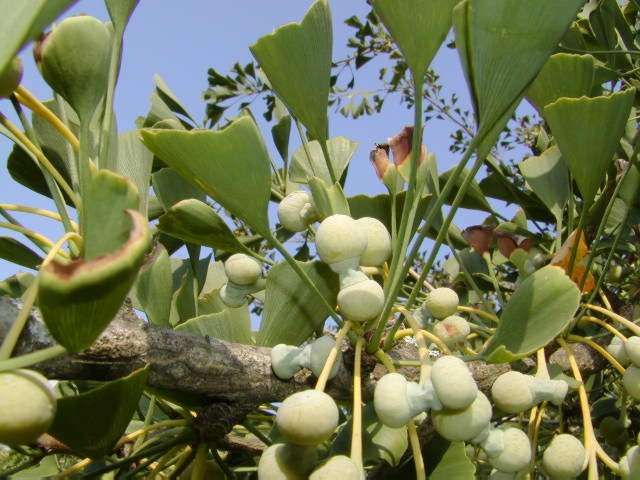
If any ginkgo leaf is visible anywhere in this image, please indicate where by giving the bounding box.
[38,210,151,352]
[550,229,596,293]
[544,89,635,208]
[250,0,332,141]
[372,0,459,81]
[527,53,597,113]
[140,116,272,236]
[453,0,583,150]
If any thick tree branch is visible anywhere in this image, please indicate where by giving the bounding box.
[0,297,607,407]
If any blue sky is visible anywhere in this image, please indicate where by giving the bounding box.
[0,0,497,279]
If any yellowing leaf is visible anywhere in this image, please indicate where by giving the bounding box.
[551,229,595,293]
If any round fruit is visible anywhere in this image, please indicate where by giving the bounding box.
[355,217,391,267]
[488,427,531,473]
[491,371,535,414]
[271,344,304,380]
[278,191,315,232]
[224,253,262,286]
[337,278,384,322]
[607,336,630,366]
[257,443,317,479]
[542,434,586,479]
[36,16,112,120]
[624,365,640,400]
[432,392,492,442]
[625,336,640,367]
[373,373,413,428]
[431,355,478,410]
[309,336,341,378]
[489,470,518,480]
[276,390,339,446]
[619,445,640,479]
[433,315,470,347]
[309,455,362,479]
[0,369,56,445]
[0,57,23,98]
[315,215,368,272]
[424,288,459,319]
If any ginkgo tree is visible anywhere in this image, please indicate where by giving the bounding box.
[0,0,639,478]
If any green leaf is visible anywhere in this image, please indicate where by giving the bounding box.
[519,146,569,221]
[478,169,554,223]
[114,131,153,216]
[48,367,148,458]
[453,0,583,143]
[484,266,580,363]
[141,116,272,236]
[157,199,249,255]
[133,244,172,326]
[152,74,196,125]
[38,210,151,352]
[6,133,74,207]
[439,167,493,213]
[444,247,490,286]
[0,272,35,298]
[32,98,79,190]
[526,53,597,113]
[104,0,139,34]
[372,0,459,80]
[0,237,43,270]
[290,136,358,184]
[429,441,475,480]
[175,306,253,345]
[331,404,408,467]
[544,89,635,208]
[0,0,75,75]
[347,193,466,248]
[308,177,351,218]
[271,115,291,161]
[250,0,332,141]
[8,456,61,479]
[83,169,139,260]
[257,260,338,347]
[152,167,205,210]
[619,164,640,208]
[200,261,228,297]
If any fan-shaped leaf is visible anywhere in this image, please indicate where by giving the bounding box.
[38,210,151,352]
[484,266,580,363]
[290,136,358,184]
[250,0,332,141]
[83,169,139,260]
[140,117,272,236]
[429,441,475,480]
[527,53,597,113]
[133,244,172,327]
[544,89,635,208]
[453,0,583,147]
[158,199,249,255]
[175,306,253,345]
[371,0,459,81]
[519,146,569,221]
[48,367,148,458]
[257,260,338,347]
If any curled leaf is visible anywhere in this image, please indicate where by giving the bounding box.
[38,210,151,352]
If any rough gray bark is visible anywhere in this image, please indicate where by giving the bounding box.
[0,296,606,406]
